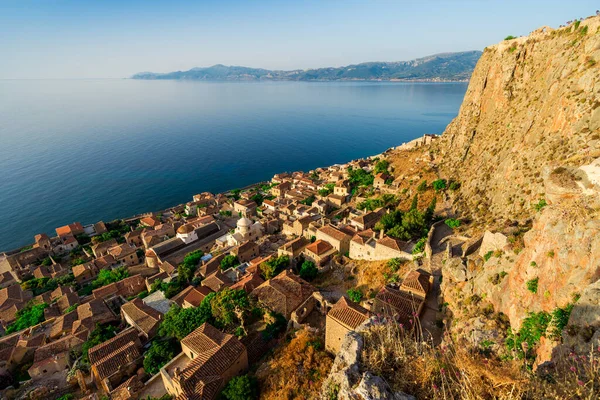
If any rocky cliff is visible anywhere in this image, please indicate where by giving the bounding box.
[436,16,600,226]
[435,15,600,365]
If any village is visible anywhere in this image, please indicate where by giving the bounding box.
[0,135,447,400]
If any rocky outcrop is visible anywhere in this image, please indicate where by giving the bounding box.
[435,16,600,227]
[320,319,415,400]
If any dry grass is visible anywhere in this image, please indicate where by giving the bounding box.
[257,329,333,400]
[361,322,599,399]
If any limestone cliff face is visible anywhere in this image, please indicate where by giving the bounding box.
[436,16,600,363]
[436,16,600,225]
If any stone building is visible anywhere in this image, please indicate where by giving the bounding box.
[325,297,370,354]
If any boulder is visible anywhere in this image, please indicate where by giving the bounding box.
[478,231,508,257]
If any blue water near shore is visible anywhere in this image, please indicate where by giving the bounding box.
[0,79,467,251]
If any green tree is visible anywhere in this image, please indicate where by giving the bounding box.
[220,255,239,270]
[432,179,447,192]
[260,255,289,280]
[143,338,181,375]
[182,250,204,269]
[210,288,251,333]
[298,260,318,281]
[221,375,259,400]
[6,302,48,334]
[159,295,215,340]
[346,289,362,303]
[410,193,419,210]
[445,218,461,229]
[417,181,428,192]
[92,266,129,288]
[374,160,390,174]
[81,323,117,364]
[262,311,287,340]
[424,196,437,225]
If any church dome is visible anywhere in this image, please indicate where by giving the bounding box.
[177,223,195,235]
[237,217,253,228]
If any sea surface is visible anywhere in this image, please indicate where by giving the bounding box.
[0,79,467,251]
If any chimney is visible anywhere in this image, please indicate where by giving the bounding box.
[371,230,377,239]
[379,229,384,240]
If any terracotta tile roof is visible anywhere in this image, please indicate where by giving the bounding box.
[183,286,213,307]
[121,298,163,337]
[176,323,246,399]
[235,199,257,208]
[352,210,382,226]
[375,286,424,322]
[232,240,258,255]
[318,225,351,242]
[160,261,177,275]
[230,273,264,294]
[201,270,233,293]
[88,327,140,366]
[0,304,19,324]
[351,229,375,245]
[50,285,75,301]
[198,254,225,278]
[0,284,32,309]
[111,375,144,400]
[304,240,334,256]
[93,340,141,380]
[56,222,84,237]
[57,292,79,313]
[280,236,310,253]
[49,309,79,338]
[108,243,136,259]
[400,270,431,296]
[170,285,196,307]
[140,216,161,227]
[77,299,116,324]
[92,274,145,300]
[33,334,84,364]
[92,239,118,256]
[328,297,370,330]
[252,270,315,318]
[377,236,411,252]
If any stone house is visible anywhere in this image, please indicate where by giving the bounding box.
[121,297,163,341]
[230,272,265,294]
[303,240,337,267]
[160,323,248,400]
[92,238,119,258]
[252,270,316,319]
[182,286,214,308]
[233,199,257,218]
[278,236,310,259]
[28,333,85,379]
[231,241,260,264]
[124,229,144,247]
[282,215,314,237]
[333,180,350,197]
[89,327,143,393]
[325,296,370,354]
[271,181,291,198]
[349,230,414,261]
[349,208,385,231]
[326,193,346,208]
[55,222,85,238]
[373,172,392,189]
[316,224,355,255]
[108,243,140,266]
[92,274,146,300]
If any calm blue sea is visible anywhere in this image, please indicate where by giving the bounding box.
[0,80,467,251]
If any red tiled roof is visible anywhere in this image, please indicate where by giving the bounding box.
[328,296,370,329]
[304,240,334,256]
[252,270,315,318]
[400,270,431,296]
[183,286,213,307]
[121,297,163,337]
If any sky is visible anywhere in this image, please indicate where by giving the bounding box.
[1,0,598,79]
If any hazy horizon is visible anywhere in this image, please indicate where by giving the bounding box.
[1,0,598,79]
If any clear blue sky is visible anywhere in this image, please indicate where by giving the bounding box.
[1,0,597,79]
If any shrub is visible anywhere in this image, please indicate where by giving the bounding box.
[260,255,289,280]
[505,311,551,360]
[417,180,428,192]
[526,277,539,294]
[298,261,318,281]
[347,288,363,303]
[504,35,517,40]
[445,218,461,229]
[143,338,181,375]
[483,251,494,262]
[412,238,426,254]
[221,375,259,400]
[432,179,447,192]
[448,181,461,191]
[6,302,48,333]
[220,255,239,270]
[533,198,547,211]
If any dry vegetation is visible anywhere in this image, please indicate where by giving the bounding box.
[257,330,333,400]
[361,322,599,399]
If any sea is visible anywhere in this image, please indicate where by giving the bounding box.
[0,79,467,251]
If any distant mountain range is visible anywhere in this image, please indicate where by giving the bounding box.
[131,51,482,82]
